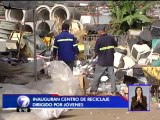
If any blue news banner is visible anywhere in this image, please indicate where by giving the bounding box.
[2,94,128,109]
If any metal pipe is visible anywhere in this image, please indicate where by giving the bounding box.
[22,22,33,32]
[5,9,23,22]
[36,5,51,21]
[50,4,81,21]
[63,19,83,34]
[96,6,99,24]
[33,9,37,82]
[36,21,51,37]
[5,9,33,22]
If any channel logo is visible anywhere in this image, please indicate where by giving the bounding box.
[17,95,30,112]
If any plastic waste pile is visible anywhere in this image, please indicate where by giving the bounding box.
[0,61,80,120]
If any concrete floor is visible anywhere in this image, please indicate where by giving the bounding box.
[0,102,159,120]
[58,102,160,120]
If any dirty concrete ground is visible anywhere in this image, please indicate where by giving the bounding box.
[0,102,159,120]
[58,101,160,120]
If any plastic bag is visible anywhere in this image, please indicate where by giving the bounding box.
[50,61,74,81]
[26,80,60,94]
[50,61,79,95]
[25,61,80,119]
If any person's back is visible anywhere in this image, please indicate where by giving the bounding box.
[52,23,79,71]
[54,31,77,61]
[89,25,118,95]
[95,34,117,67]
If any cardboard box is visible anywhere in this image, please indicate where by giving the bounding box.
[74,75,89,95]
[74,75,85,89]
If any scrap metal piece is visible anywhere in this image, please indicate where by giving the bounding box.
[0,33,9,39]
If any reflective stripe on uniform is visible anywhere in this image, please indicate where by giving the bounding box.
[53,45,58,49]
[99,46,114,51]
[73,44,78,47]
[57,39,73,42]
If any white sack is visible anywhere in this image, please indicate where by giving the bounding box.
[25,61,80,119]
[50,61,79,95]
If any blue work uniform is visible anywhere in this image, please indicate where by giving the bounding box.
[90,34,118,93]
[94,34,118,66]
[52,31,79,70]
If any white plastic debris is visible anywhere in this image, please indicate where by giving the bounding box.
[0,61,79,119]
[138,77,148,84]
[138,58,149,65]
[126,69,133,76]
[50,61,79,95]
[90,57,98,65]
[73,67,81,76]
[76,60,81,66]
[147,53,160,63]
[25,61,80,119]
[44,62,50,75]
[131,44,151,61]
[119,85,128,99]
[100,76,109,82]
[114,52,125,68]
[123,56,135,69]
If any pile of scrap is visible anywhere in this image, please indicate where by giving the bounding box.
[21,33,46,57]
[0,58,44,84]
[143,67,160,84]
[0,1,159,96]
[4,4,86,39]
[72,21,160,97]
[0,20,19,53]
[2,3,88,61]
[0,61,81,119]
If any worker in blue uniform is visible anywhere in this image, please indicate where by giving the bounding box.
[52,23,79,71]
[90,25,118,95]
